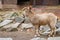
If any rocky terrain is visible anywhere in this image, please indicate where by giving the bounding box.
[0,5,60,40]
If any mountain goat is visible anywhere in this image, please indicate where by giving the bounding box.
[22,6,58,37]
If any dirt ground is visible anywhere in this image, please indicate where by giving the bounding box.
[0,5,60,40]
[0,29,34,40]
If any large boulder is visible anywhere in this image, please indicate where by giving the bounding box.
[0,19,13,27]
[3,11,19,20]
[3,22,20,29]
[30,37,46,40]
[24,17,31,23]
[40,25,50,32]
[48,37,60,40]
[20,23,34,31]
[56,21,60,28]
[21,23,33,29]
[14,17,24,23]
[1,22,20,31]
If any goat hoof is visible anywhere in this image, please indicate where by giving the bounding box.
[34,35,37,37]
[21,30,23,31]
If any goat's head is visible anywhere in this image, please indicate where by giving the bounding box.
[22,6,33,17]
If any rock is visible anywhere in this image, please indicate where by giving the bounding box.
[2,23,12,29]
[56,22,60,28]
[3,22,20,29]
[14,17,24,23]
[55,28,60,34]
[20,23,33,31]
[31,37,40,40]
[41,27,60,35]
[40,22,60,35]
[2,22,20,31]
[56,28,60,32]
[39,22,60,35]
[31,37,60,40]
[3,12,14,19]
[11,22,20,28]
[24,17,31,23]
[3,12,19,20]
[40,25,50,32]
[41,31,50,35]
[40,25,50,35]
[0,19,13,27]
[30,37,46,40]
[21,23,33,29]
[48,37,60,40]
[0,38,12,40]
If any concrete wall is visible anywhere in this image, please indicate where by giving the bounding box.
[1,0,59,5]
[43,0,59,5]
[0,0,2,9]
[3,0,17,4]
[30,0,59,5]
